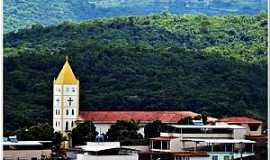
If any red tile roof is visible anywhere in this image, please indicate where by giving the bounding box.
[149,136,177,141]
[79,111,199,123]
[218,117,262,124]
[174,151,209,157]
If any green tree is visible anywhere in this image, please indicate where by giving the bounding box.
[177,117,194,125]
[201,111,208,125]
[71,121,98,146]
[51,131,67,158]
[144,120,168,139]
[13,123,54,140]
[106,120,143,145]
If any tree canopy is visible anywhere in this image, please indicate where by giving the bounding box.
[4,13,267,131]
[4,0,267,33]
[71,121,98,146]
[106,120,143,145]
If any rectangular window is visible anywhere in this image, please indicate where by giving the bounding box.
[224,156,230,160]
[162,141,169,150]
[212,155,218,160]
[65,121,69,131]
[153,141,161,149]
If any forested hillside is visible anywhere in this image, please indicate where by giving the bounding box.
[4,13,267,131]
[4,0,267,33]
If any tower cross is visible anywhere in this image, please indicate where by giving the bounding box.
[67,97,73,106]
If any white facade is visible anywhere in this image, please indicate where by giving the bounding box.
[74,142,139,160]
[53,83,79,133]
[95,123,145,136]
[53,59,80,134]
[77,154,138,160]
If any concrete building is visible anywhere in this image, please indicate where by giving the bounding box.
[148,124,256,160]
[67,142,138,160]
[217,116,262,136]
[3,140,52,160]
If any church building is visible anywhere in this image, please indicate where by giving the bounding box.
[53,58,216,135]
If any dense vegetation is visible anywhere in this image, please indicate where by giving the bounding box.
[4,0,267,33]
[4,13,267,131]
[107,120,144,145]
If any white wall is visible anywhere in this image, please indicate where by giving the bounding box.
[95,123,145,137]
[77,154,138,160]
[95,124,112,134]
[160,132,233,139]
[122,146,149,152]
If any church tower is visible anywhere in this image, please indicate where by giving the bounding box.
[53,57,79,134]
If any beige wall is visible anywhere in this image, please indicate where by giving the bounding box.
[241,124,262,136]
[216,122,262,136]
[4,150,51,160]
[233,128,247,139]
[169,138,182,152]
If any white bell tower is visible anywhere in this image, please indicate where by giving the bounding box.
[53,57,79,134]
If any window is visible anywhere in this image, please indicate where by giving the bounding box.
[71,121,74,127]
[66,109,69,115]
[224,156,230,160]
[162,141,169,150]
[65,121,69,131]
[249,124,260,131]
[72,109,74,115]
[58,121,60,126]
[153,141,161,149]
[212,155,218,160]
[55,109,60,115]
[66,87,69,92]
[72,87,75,92]
[55,122,57,127]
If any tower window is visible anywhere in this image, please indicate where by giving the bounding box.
[72,109,74,115]
[66,109,69,115]
[65,121,69,131]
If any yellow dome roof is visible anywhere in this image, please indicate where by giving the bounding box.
[54,57,78,84]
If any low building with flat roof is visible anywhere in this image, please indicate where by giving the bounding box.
[217,116,262,136]
[148,124,256,160]
[3,140,52,160]
[67,142,139,160]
